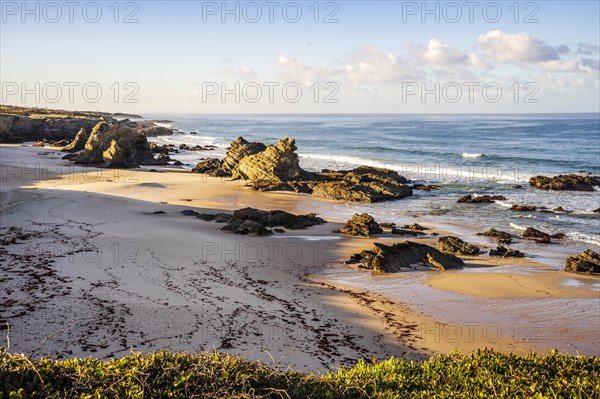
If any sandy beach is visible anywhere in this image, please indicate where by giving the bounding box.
[1,144,599,371]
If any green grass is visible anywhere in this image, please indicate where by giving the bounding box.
[1,349,598,398]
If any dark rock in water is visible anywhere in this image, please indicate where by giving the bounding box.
[390,228,425,236]
[551,233,567,240]
[233,138,306,183]
[139,125,174,137]
[172,160,183,166]
[478,228,512,244]
[553,207,570,213]
[349,241,464,272]
[334,213,383,237]
[522,227,552,244]
[489,245,525,258]
[457,194,506,204]
[274,228,285,233]
[529,174,600,191]
[190,132,198,135]
[50,139,70,147]
[149,143,171,154]
[513,185,525,189]
[411,184,440,191]
[511,204,537,212]
[401,223,426,231]
[593,208,600,213]
[437,236,480,255]
[196,213,235,223]
[181,210,200,217]
[74,122,155,168]
[222,137,267,176]
[191,158,228,176]
[379,222,396,229]
[62,128,88,152]
[153,211,166,214]
[148,169,160,173]
[222,219,272,236]
[564,250,600,274]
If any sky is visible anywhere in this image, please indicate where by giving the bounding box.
[1,0,599,113]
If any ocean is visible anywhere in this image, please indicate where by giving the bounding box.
[143,113,600,257]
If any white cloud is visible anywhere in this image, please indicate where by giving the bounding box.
[420,39,468,65]
[342,46,419,86]
[477,31,559,62]
[540,60,581,73]
[469,53,493,69]
[275,55,336,85]
[218,65,259,80]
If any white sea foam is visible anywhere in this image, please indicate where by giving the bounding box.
[462,152,483,158]
[154,122,173,128]
[567,232,600,246]
[509,222,527,231]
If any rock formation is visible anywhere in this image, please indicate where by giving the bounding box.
[74,122,156,168]
[437,236,480,255]
[346,241,464,272]
[191,137,413,203]
[62,128,88,152]
[564,250,600,274]
[334,213,383,237]
[529,174,599,191]
[510,205,537,211]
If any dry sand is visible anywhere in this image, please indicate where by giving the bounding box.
[1,144,598,370]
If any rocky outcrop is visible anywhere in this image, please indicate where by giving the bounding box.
[457,194,506,203]
[564,250,600,274]
[0,112,105,143]
[62,128,88,152]
[334,213,383,237]
[233,138,306,183]
[346,241,464,272]
[401,223,426,231]
[437,236,480,255]
[191,137,413,203]
[478,228,512,244]
[489,246,525,258]
[529,174,600,191]
[74,122,155,167]
[390,228,425,236]
[511,204,537,212]
[222,137,267,175]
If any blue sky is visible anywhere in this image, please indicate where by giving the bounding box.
[1,1,599,113]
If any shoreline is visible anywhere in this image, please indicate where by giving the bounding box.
[1,144,599,369]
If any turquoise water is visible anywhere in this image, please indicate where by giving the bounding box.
[144,113,600,251]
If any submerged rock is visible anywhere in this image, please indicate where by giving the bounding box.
[511,204,537,212]
[348,241,464,272]
[478,228,512,244]
[437,236,480,255]
[334,213,383,237]
[457,194,506,204]
[489,245,525,258]
[529,174,599,191]
[564,250,600,274]
[401,223,427,231]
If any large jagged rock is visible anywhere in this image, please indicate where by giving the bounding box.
[102,139,128,168]
[62,128,88,152]
[530,174,600,191]
[334,213,383,237]
[74,122,155,167]
[222,137,267,175]
[522,227,552,244]
[437,236,480,255]
[347,241,464,272]
[564,250,600,274]
[233,138,306,183]
[478,228,512,244]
